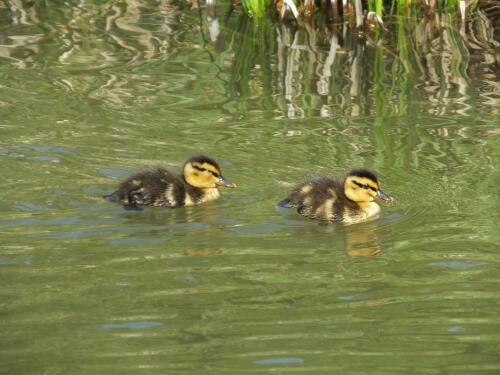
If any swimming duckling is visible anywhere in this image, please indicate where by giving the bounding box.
[278,169,394,224]
[104,154,236,208]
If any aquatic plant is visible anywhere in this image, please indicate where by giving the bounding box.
[240,0,273,17]
[239,0,483,24]
[1,0,497,120]
[199,0,498,118]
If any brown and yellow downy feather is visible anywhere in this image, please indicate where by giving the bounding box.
[104,155,236,208]
[279,169,393,224]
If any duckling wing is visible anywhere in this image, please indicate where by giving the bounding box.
[279,180,317,208]
[109,168,184,208]
[301,178,337,220]
[282,177,343,221]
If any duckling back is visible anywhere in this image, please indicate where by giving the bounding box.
[279,169,393,223]
[279,177,354,222]
[104,168,204,208]
[104,154,237,209]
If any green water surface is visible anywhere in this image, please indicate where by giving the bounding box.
[1,1,499,374]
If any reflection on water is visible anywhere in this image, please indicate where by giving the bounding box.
[198,2,498,118]
[0,0,498,118]
[1,1,499,375]
[344,222,383,257]
[100,321,164,329]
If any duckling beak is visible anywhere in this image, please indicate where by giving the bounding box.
[217,176,237,188]
[376,189,394,202]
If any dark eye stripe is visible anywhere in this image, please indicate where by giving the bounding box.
[193,165,220,177]
[353,181,377,191]
[353,181,365,189]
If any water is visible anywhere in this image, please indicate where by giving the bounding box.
[1,1,499,374]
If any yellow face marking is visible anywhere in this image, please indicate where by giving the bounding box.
[192,162,220,175]
[202,163,220,175]
[345,176,379,202]
[352,177,379,190]
[184,162,221,188]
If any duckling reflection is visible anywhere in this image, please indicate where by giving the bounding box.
[342,222,382,257]
[279,169,394,224]
[119,203,216,225]
[318,221,384,257]
[104,154,236,209]
[113,197,236,247]
[277,216,386,258]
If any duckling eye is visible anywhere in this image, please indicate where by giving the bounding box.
[353,181,367,189]
[193,166,209,173]
[363,184,377,191]
[353,181,375,190]
[193,165,221,177]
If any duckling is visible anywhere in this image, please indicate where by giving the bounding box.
[104,154,236,208]
[278,169,394,224]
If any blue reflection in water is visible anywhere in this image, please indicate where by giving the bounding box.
[0,257,32,265]
[0,258,17,264]
[105,237,168,245]
[26,156,60,162]
[14,202,53,211]
[430,261,487,269]
[84,188,108,194]
[97,168,130,178]
[100,321,163,329]
[20,145,74,154]
[337,294,369,301]
[116,152,137,158]
[254,357,304,365]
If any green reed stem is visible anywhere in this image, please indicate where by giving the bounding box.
[375,0,383,17]
[241,0,272,17]
[239,0,481,18]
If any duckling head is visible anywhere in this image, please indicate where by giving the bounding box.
[183,154,237,189]
[344,169,394,203]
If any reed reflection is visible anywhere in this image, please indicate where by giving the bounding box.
[199,2,499,117]
[0,0,497,116]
